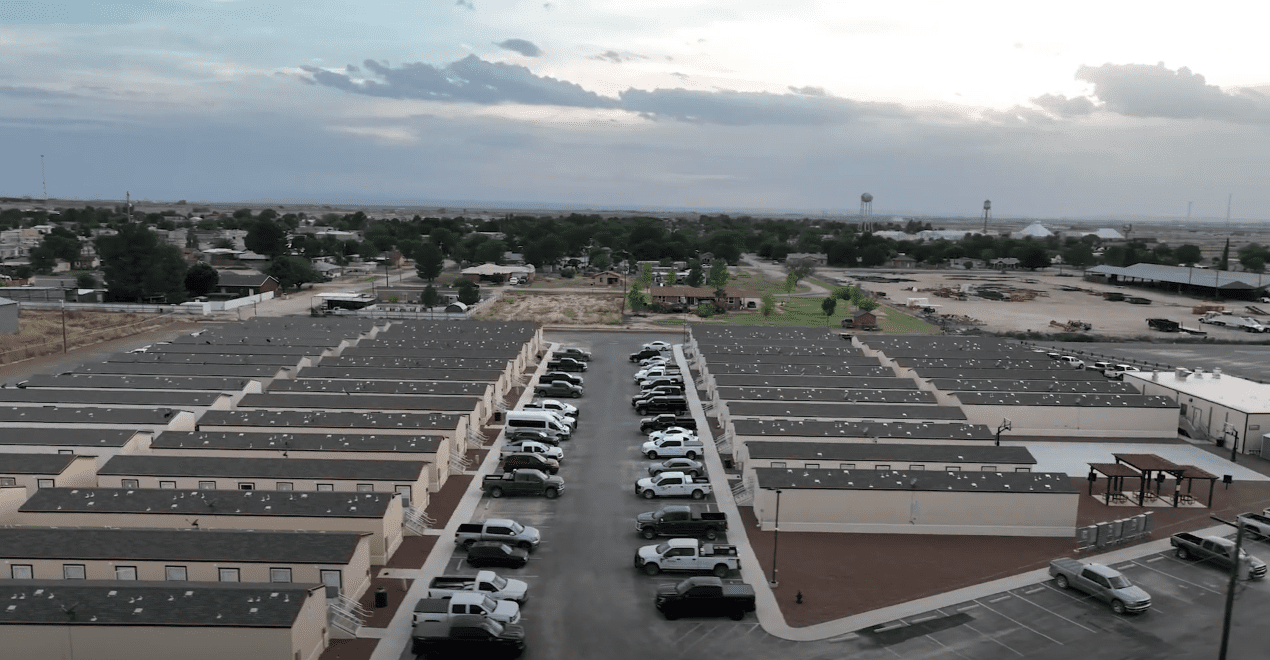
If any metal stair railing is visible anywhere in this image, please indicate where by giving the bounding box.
[730,479,752,506]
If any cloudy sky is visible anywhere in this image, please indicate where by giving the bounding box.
[2,0,1269,218]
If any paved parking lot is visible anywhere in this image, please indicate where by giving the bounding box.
[393,330,1270,660]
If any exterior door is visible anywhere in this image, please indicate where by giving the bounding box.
[320,570,342,598]
[395,485,412,507]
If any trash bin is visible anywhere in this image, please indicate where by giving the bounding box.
[494,412,502,422]
[374,588,388,608]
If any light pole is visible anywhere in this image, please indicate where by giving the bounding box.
[1210,515,1247,660]
[770,489,782,587]
[1225,423,1241,463]
[995,419,1012,447]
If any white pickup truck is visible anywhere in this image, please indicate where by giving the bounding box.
[412,591,521,626]
[636,471,712,500]
[634,538,740,577]
[426,571,529,604]
[641,435,705,460]
[499,440,563,462]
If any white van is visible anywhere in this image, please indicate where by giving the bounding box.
[505,411,573,440]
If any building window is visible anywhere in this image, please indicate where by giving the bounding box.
[159,481,176,489]
[165,566,188,581]
[219,568,241,582]
[238,483,255,490]
[356,484,374,492]
[115,566,137,580]
[120,479,140,488]
[839,463,855,470]
[945,466,961,472]
[0,477,14,487]
[57,449,74,455]
[316,484,334,492]
[63,565,86,580]
[804,463,820,469]
[770,462,786,468]
[909,464,925,471]
[198,481,216,490]
[37,479,54,488]
[270,568,292,583]
[1015,467,1031,472]
[875,465,891,471]
[981,466,997,472]
[11,565,33,579]
[277,482,294,491]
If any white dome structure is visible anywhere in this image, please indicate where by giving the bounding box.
[1016,222,1053,238]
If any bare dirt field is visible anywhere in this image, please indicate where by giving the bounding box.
[0,310,190,365]
[835,268,1269,341]
[476,290,624,325]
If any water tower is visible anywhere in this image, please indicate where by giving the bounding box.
[982,199,991,233]
[860,192,873,219]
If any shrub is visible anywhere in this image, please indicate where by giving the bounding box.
[694,303,716,318]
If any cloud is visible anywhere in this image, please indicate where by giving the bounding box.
[303,55,617,108]
[455,0,474,9]
[303,54,898,125]
[1031,93,1096,117]
[1076,62,1270,123]
[788,86,827,97]
[495,39,542,57]
[590,50,645,64]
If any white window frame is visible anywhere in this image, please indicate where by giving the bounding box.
[165,566,188,581]
[63,564,87,580]
[270,567,292,583]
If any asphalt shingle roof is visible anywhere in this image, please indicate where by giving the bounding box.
[754,467,1079,494]
[98,455,426,480]
[20,488,394,518]
[0,528,366,563]
[746,441,1037,464]
[151,431,443,453]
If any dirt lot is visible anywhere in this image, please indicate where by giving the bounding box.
[0,310,192,366]
[838,269,1267,340]
[476,290,624,325]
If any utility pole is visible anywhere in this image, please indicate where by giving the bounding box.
[40,155,47,201]
[1210,515,1246,660]
[126,191,132,222]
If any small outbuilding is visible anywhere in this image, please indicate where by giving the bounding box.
[841,310,879,330]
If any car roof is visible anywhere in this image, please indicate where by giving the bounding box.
[1084,563,1122,578]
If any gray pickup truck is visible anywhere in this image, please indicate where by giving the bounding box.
[455,518,541,551]
[1171,532,1268,579]
[1049,558,1151,614]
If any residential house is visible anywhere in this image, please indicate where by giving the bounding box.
[590,270,623,287]
[841,309,880,330]
[214,271,279,298]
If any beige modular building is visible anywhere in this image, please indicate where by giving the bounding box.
[1128,369,1270,457]
[0,428,152,466]
[95,454,430,510]
[947,391,1178,438]
[0,580,328,660]
[0,406,196,433]
[13,373,267,409]
[737,441,1037,473]
[195,410,470,462]
[0,388,235,410]
[729,419,995,447]
[0,527,373,602]
[235,391,487,437]
[0,454,99,490]
[150,430,452,492]
[751,467,1079,537]
[11,488,404,564]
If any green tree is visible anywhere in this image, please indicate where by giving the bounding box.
[636,262,655,289]
[1175,244,1203,265]
[706,260,729,297]
[685,262,704,287]
[1017,243,1051,270]
[414,243,444,282]
[821,296,837,317]
[857,298,879,312]
[783,271,799,293]
[591,252,612,272]
[184,262,219,297]
[75,272,97,289]
[40,227,82,263]
[627,282,649,313]
[95,224,188,303]
[1061,243,1096,270]
[665,270,678,287]
[265,256,321,292]
[1219,238,1230,271]
[457,280,481,305]
[429,227,459,256]
[213,237,235,250]
[420,284,440,308]
[474,239,505,265]
[1238,243,1270,273]
[28,246,56,274]
[245,218,288,258]
[761,291,776,316]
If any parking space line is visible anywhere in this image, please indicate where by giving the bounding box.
[988,595,1011,603]
[1008,588,1098,633]
[672,622,703,644]
[962,622,1024,657]
[874,621,909,633]
[1146,556,1166,563]
[956,604,979,612]
[973,599,1064,645]
[1023,586,1045,595]
[676,623,716,653]
[1129,559,1225,595]
[909,614,938,624]
[925,632,973,660]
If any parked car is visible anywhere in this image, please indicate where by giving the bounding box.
[1087,361,1114,373]
[647,428,695,443]
[426,571,528,604]
[555,347,591,362]
[534,380,583,399]
[456,519,540,550]
[413,591,521,626]
[1236,509,1270,538]
[635,395,689,416]
[505,429,558,446]
[635,471,712,499]
[546,356,587,372]
[634,538,740,577]
[1170,532,1267,578]
[410,615,526,659]
[648,458,705,478]
[640,414,697,434]
[1103,364,1140,380]
[640,356,671,368]
[643,341,672,352]
[629,348,661,362]
[465,542,530,569]
[637,505,727,540]
[502,452,560,475]
[499,440,563,462]
[655,577,755,621]
[522,399,579,419]
[1199,312,1229,326]
[632,386,685,406]
[639,375,685,390]
[642,435,705,460]
[482,469,565,499]
[1048,558,1151,614]
[1146,318,1180,332]
[540,371,584,387]
[1057,356,1085,369]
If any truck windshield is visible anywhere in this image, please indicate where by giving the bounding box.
[508,522,524,534]
[1106,575,1131,589]
[480,595,498,611]
[655,543,671,554]
[488,575,507,590]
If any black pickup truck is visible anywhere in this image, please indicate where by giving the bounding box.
[546,357,587,372]
[637,505,728,540]
[640,414,697,434]
[411,615,526,658]
[630,348,661,362]
[635,395,689,416]
[482,469,565,499]
[654,576,756,620]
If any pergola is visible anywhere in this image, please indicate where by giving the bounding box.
[1088,462,1143,505]
[1176,464,1219,508]
[1113,453,1191,507]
